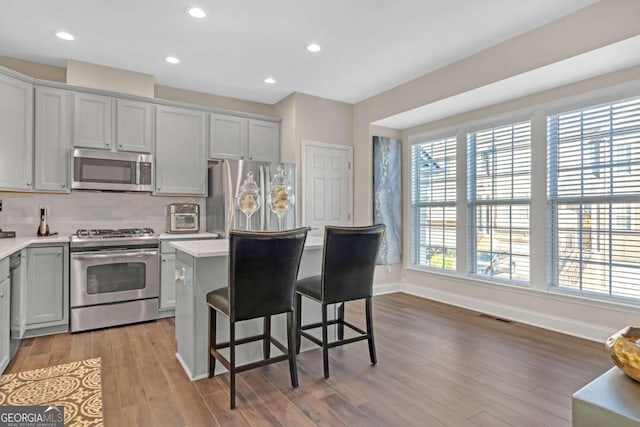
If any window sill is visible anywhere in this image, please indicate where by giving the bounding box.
[404,265,640,315]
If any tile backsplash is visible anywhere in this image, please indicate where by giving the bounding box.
[0,191,204,236]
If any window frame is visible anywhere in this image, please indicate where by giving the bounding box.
[409,134,457,271]
[547,95,640,300]
[404,79,640,304]
[467,120,532,284]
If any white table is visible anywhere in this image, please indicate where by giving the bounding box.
[170,236,325,381]
[573,367,640,426]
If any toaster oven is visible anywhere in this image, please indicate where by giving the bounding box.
[167,203,200,233]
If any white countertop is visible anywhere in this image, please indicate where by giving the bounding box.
[171,235,324,258]
[0,231,220,259]
[159,232,219,240]
[0,235,70,259]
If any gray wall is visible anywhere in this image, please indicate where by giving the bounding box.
[0,192,203,236]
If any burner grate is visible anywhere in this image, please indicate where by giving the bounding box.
[74,228,156,238]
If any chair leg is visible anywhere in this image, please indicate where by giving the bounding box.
[286,312,299,388]
[229,321,236,409]
[263,316,271,359]
[337,302,345,341]
[208,308,217,377]
[295,293,302,354]
[365,297,377,365]
[321,303,329,379]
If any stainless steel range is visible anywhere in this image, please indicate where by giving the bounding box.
[70,228,160,332]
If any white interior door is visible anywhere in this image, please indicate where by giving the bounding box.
[302,140,353,235]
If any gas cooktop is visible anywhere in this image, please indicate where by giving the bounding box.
[70,228,159,249]
[74,228,156,238]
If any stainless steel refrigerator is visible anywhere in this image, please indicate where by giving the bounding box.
[206,159,296,236]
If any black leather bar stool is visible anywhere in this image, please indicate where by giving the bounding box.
[206,227,308,409]
[295,224,385,378]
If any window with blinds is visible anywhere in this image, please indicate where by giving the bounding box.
[410,136,456,270]
[548,97,640,299]
[468,121,531,282]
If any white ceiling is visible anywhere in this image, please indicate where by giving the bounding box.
[0,0,596,105]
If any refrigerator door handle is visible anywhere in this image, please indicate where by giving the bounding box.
[225,159,235,236]
[259,164,266,231]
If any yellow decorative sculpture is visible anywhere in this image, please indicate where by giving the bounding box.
[606,326,640,382]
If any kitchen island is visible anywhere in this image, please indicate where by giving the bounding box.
[170,236,326,381]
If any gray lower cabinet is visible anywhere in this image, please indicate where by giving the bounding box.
[159,237,216,315]
[25,246,69,330]
[34,86,71,193]
[175,253,195,370]
[0,277,10,374]
[160,252,177,311]
[0,73,33,191]
[0,256,10,373]
[11,250,27,340]
[155,105,207,195]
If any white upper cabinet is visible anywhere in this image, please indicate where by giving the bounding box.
[116,99,154,153]
[209,114,280,163]
[73,92,154,153]
[34,86,71,193]
[248,119,280,162]
[0,73,33,191]
[209,114,247,159]
[73,92,113,150]
[155,105,207,195]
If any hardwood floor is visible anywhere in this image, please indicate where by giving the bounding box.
[5,293,612,426]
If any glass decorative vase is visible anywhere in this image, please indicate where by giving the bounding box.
[268,165,295,230]
[236,171,261,230]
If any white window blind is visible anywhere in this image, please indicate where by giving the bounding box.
[468,121,531,282]
[410,136,456,270]
[548,97,640,299]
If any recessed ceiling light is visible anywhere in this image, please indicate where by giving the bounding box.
[264,77,276,85]
[306,43,321,53]
[187,7,207,19]
[165,56,180,64]
[55,31,74,41]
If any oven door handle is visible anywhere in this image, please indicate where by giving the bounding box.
[71,250,158,260]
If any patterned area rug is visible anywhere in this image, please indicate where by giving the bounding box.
[0,358,103,427]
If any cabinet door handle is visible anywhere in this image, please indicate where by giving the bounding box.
[0,292,4,298]
[162,258,166,263]
[26,182,31,186]
[61,183,66,188]
[175,267,185,286]
[57,251,62,256]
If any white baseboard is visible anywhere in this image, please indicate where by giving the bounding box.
[175,352,208,382]
[401,282,615,343]
[373,282,402,295]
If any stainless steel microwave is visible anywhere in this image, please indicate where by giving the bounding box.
[72,148,154,192]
